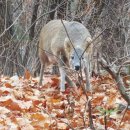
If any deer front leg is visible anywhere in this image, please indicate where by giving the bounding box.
[84,60,92,92]
[58,52,67,92]
[59,67,66,91]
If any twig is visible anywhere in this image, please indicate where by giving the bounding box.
[88,99,95,130]
[8,8,60,60]
[0,7,24,38]
[0,55,25,70]
[117,60,130,75]
[110,54,130,67]
[81,28,109,58]
[61,19,96,129]
[104,111,107,130]
[61,19,87,92]
[61,19,80,59]
[13,0,24,13]
[117,104,128,129]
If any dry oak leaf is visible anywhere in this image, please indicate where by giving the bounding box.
[4,82,14,88]
[24,69,31,80]
[51,77,60,87]
[0,99,22,111]
[31,113,46,121]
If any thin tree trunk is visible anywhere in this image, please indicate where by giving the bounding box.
[22,0,40,68]
[29,0,40,41]
[0,0,14,76]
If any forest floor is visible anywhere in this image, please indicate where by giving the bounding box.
[0,70,130,130]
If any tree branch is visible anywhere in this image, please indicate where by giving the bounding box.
[99,58,130,105]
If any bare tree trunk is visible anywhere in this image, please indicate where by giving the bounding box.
[101,0,125,62]
[22,0,40,68]
[0,0,14,76]
[29,0,40,41]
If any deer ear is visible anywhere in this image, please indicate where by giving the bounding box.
[86,37,92,43]
[84,37,93,53]
[64,38,71,53]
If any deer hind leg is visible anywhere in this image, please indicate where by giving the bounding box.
[59,67,66,91]
[52,64,59,75]
[39,64,45,86]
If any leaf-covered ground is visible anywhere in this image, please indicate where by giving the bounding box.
[0,71,130,130]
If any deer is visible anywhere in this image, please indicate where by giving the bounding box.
[38,20,93,92]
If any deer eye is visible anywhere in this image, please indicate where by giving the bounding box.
[71,56,74,59]
[82,57,84,60]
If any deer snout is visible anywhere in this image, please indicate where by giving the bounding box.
[75,65,80,71]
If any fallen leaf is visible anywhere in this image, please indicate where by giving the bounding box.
[0,99,22,111]
[57,122,69,130]
[31,113,45,121]
[51,77,59,87]
[24,69,31,80]
[4,83,14,88]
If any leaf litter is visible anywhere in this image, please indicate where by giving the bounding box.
[0,73,130,130]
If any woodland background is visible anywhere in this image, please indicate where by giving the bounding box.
[0,0,130,76]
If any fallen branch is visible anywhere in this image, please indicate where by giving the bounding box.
[117,104,128,130]
[99,58,130,105]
